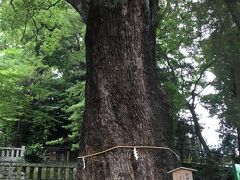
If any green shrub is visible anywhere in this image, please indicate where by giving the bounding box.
[24,143,45,163]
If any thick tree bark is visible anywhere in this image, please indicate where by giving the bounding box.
[68,0,175,179]
[233,61,240,162]
[224,0,240,31]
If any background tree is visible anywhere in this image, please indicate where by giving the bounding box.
[0,0,86,149]
[157,0,213,159]
[196,0,240,164]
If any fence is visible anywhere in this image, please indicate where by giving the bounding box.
[0,146,25,162]
[0,162,77,180]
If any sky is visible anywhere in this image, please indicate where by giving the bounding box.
[178,45,221,147]
[198,105,220,147]
[197,72,221,147]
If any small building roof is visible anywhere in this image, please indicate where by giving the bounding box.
[167,167,197,174]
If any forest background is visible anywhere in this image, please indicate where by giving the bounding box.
[0,0,240,179]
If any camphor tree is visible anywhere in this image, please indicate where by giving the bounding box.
[0,0,175,179]
[66,0,175,179]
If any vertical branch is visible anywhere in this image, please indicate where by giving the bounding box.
[186,102,212,158]
[10,0,16,11]
[20,18,29,41]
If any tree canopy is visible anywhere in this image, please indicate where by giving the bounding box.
[0,0,239,179]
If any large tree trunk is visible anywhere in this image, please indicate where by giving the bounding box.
[224,0,240,31]
[233,60,240,162]
[68,1,175,179]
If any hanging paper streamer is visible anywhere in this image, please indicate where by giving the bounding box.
[133,147,138,160]
[82,157,86,169]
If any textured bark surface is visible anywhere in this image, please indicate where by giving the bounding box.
[69,0,175,179]
[233,61,240,162]
[224,0,240,31]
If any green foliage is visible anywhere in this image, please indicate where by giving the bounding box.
[64,81,85,150]
[24,143,45,163]
[164,81,185,131]
[196,0,240,166]
[0,45,38,146]
[185,150,232,180]
[0,0,239,177]
[0,0,86,149]
[156,0,211,150]
[0,48,33,118]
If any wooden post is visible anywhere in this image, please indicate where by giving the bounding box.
[10,148,13,158]
[1,149,5,157]
[57,167,62,180]
[65,167,70,180]
[33,167,39,179]
[16,149,19,157]
[49,167,55,179]
[20,146,25,157]
[25,167,31,179]
[41,167,47,179]
[16,166,22,178]
[7,149,10,158]
[73,168,77,179]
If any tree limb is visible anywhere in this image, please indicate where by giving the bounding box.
[65,0,89,23]
[190,63,213,106]
[186,102,212,158]
[195,79,216,97]
[32,18,40,42]
[42,0,62,10]
[10,0,16,11]
[20,17,29,42]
